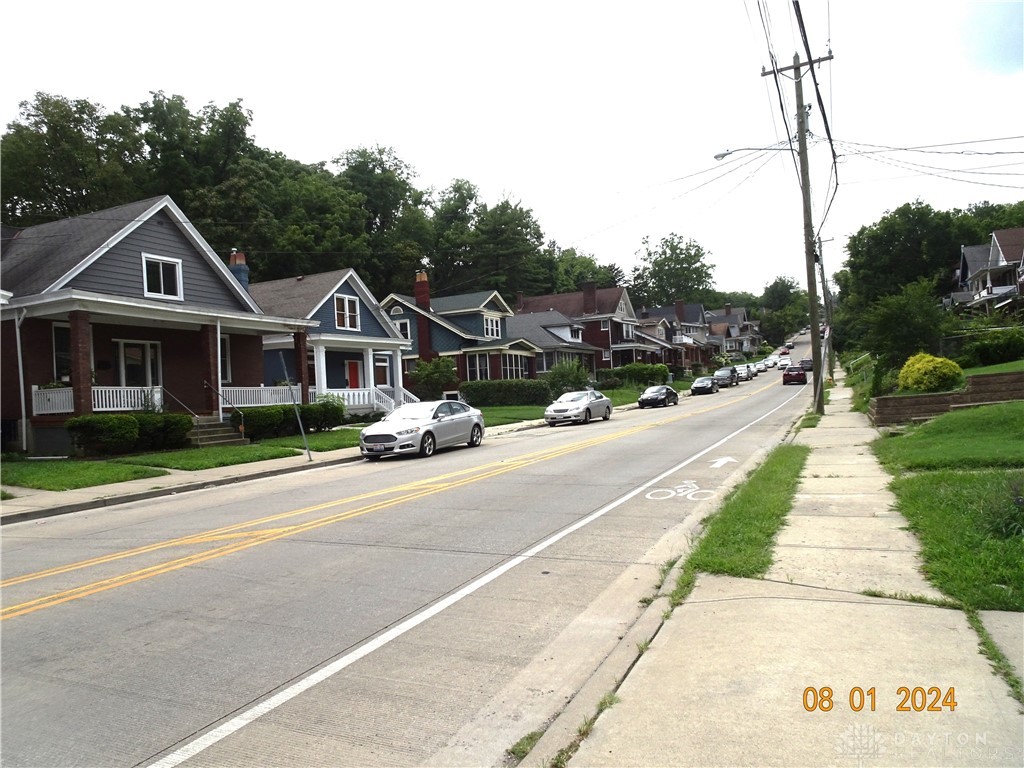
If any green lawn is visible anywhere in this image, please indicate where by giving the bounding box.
[1,459,168,491]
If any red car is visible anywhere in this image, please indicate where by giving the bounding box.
[782,367,807,385]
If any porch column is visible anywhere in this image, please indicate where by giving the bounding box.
[392,351,404,389]
[527,355,537,379]
[199,324,218,413]
[68,310,92,416]
[313,342,327,396]
[293,332,309,404]
[363,348,374,388]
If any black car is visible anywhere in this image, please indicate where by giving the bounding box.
[690,376,719,395]
[637,385,679,408]
[799,358,814,372]
[713,366,739,387]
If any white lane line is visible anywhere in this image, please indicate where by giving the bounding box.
[147,391,801,767]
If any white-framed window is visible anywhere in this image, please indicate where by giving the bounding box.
[52,322,72,382]
[484,316,501,339]
[618,300,625,313]
[571,327,581,340]
[113,339,162,387]
[623,323,634,339]
[602,349,611,361]
[501,353,528,379]
[335,295,360,330]
[467,353,490,381]
[600,319,610,331]
[142,253,183,300]
[219,335,232,384]
[395,319,411,339]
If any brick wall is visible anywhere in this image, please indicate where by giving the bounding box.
[869,371,1024,426]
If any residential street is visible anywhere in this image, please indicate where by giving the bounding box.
[1,373,807,767]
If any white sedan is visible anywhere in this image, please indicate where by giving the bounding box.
[545,390,612,426]
[360,400,484,459]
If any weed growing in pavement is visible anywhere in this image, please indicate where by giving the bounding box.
[505,730,543,763]
[636,639,650,655]
[965,610,1024,707]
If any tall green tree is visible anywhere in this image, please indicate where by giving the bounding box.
[863,278,953,368]
[629,234,714,308]
[428,179,480,291]
[466,199,547,300]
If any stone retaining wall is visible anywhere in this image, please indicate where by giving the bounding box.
[869,371,1023,426]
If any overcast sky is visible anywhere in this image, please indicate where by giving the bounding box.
[2,1,1022,296]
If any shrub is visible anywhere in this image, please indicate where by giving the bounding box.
[897,353,964,393]
[230,406,285,441]
[614,363,669,385]
[869,364,899,398]
[407,357,459,400]
[598,376,623,390]
[544,362,591,395]
[133,412,166,451]
[315,393,346,429]
[66,414,139,455]
[161,414,193,449]
[459,379,552,406]
[956,326,1024,368]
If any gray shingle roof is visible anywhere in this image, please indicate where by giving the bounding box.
[248,269,353,318]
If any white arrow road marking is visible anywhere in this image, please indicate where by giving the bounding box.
[709,457,738,469]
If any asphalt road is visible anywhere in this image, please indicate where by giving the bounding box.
[1,367,812,767]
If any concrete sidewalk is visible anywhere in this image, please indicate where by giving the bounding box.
[538,374,1024,767]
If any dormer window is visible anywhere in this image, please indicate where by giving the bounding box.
[142,254,183,300]
[484,316,501,339]
[571,327,581,340]
[335,295,360,330]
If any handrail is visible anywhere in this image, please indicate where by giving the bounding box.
[161,387,198,418]
[203,380,243,435]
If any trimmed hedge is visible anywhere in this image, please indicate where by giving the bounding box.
[459,379,552,406]
[955,327,1024,368]
[897,353,964,393]
[66,414,139,455]
[598,363,669,386]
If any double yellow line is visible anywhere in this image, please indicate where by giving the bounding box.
[2,421,663,621]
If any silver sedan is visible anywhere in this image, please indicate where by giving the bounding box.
[544,390,612,426]
[359,400,484,459]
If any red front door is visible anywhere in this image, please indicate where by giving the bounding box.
[347,361,360,388]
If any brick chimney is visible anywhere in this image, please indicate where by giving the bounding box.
[582,282,597,314]
[724,303,732,317]
[228,249,249,291]
[674,300,686,323]
[516,291,525,312]
[413,271,435,360]
[414,270,431,310]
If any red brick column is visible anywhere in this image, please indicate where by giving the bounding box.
[68,310,93,415]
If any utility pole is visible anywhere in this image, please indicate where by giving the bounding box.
[762,51,832,415]
[818,236,835,382]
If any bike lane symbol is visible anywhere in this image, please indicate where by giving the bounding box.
[646,481,715,501]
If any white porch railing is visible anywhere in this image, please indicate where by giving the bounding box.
[221,386,301,408]
[31,385,165,415]
[310,385,419,414]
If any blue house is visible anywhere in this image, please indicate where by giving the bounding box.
[248,269,414,414]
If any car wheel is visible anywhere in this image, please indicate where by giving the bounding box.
[582,409,591,424]
[467,424,483,447]
[365,455,381,461]
[419,432,436,457]
[603,406,611,420]
[548,421,556,427]
[672,395,679,405]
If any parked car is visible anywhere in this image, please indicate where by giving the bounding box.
[799,358,814,371]
[782,367,807,385]
[360,400,484,459]
[545,390,612,426]
[777,358,791,370]
[713,366,738,387]
[690,376,719,395]
[754,361,767,373]
[745,363,758,378]
[637,385,679,408]
[785,341,795,349]
[736,365,752,381]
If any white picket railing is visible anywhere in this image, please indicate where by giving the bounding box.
[221,386,301,408]
[92,386,163,412]
[310,386,419,414]
[31,386,74,415]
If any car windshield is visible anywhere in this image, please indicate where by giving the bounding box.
[715,368,731,375]
[642,386,663,394]
[556,392,589,403]
[382,403,437,421]
[694,378,711,384]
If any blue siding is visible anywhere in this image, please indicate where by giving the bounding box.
[432,326,464,354]
[449,315,484,335]
[310,282,391,336]
[69,211,249,312]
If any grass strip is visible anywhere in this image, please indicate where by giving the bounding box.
[1,460,168,491]
[261,429,361,451]
[114,444,301,471]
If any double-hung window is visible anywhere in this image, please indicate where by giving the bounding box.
[484,316,501,339]
[335,295,360,330]
[467,353,490,381]
[142,254,183,300]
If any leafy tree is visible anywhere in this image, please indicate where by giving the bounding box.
[760,276,802,312]
[466,199,547,300]
[863,278,953,368]
[407,356,458,400]
[540,244,622,294]
[427,179,480,291]
[629,234,714,307]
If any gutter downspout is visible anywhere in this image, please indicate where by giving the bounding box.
[15,310,27,451]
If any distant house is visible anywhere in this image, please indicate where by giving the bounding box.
[704,304,762,359]
[0,197,315,454]
[515,283,658,368]
[505,310,601,375]
[380,271,541,382]
[247,269,415,414]
[951,228,1024,316]
[641,301,718,369]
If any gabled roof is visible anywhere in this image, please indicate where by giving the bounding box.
[431,290,513,316]
[959,244,991,283]
[0,196,260,313]
[381,293,485,340]
[516,286,633,319]
[992,228,1024,268]
[505,310,601,352]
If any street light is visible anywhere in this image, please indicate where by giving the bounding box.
[713,145,793,161]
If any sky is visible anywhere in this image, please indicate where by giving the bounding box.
[2,0,1022,297]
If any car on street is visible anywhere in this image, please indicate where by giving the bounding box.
[690,376,719,395]
[545,389,612,426]
[785,341,795,349]
[754,361,767,373]
[777,358,791,370]
[637,384,679,408]
[799,358,814,372]
[782,367,807,385]
[713,366,738,387]
[360,400,485,459]
[736,365,752,381]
